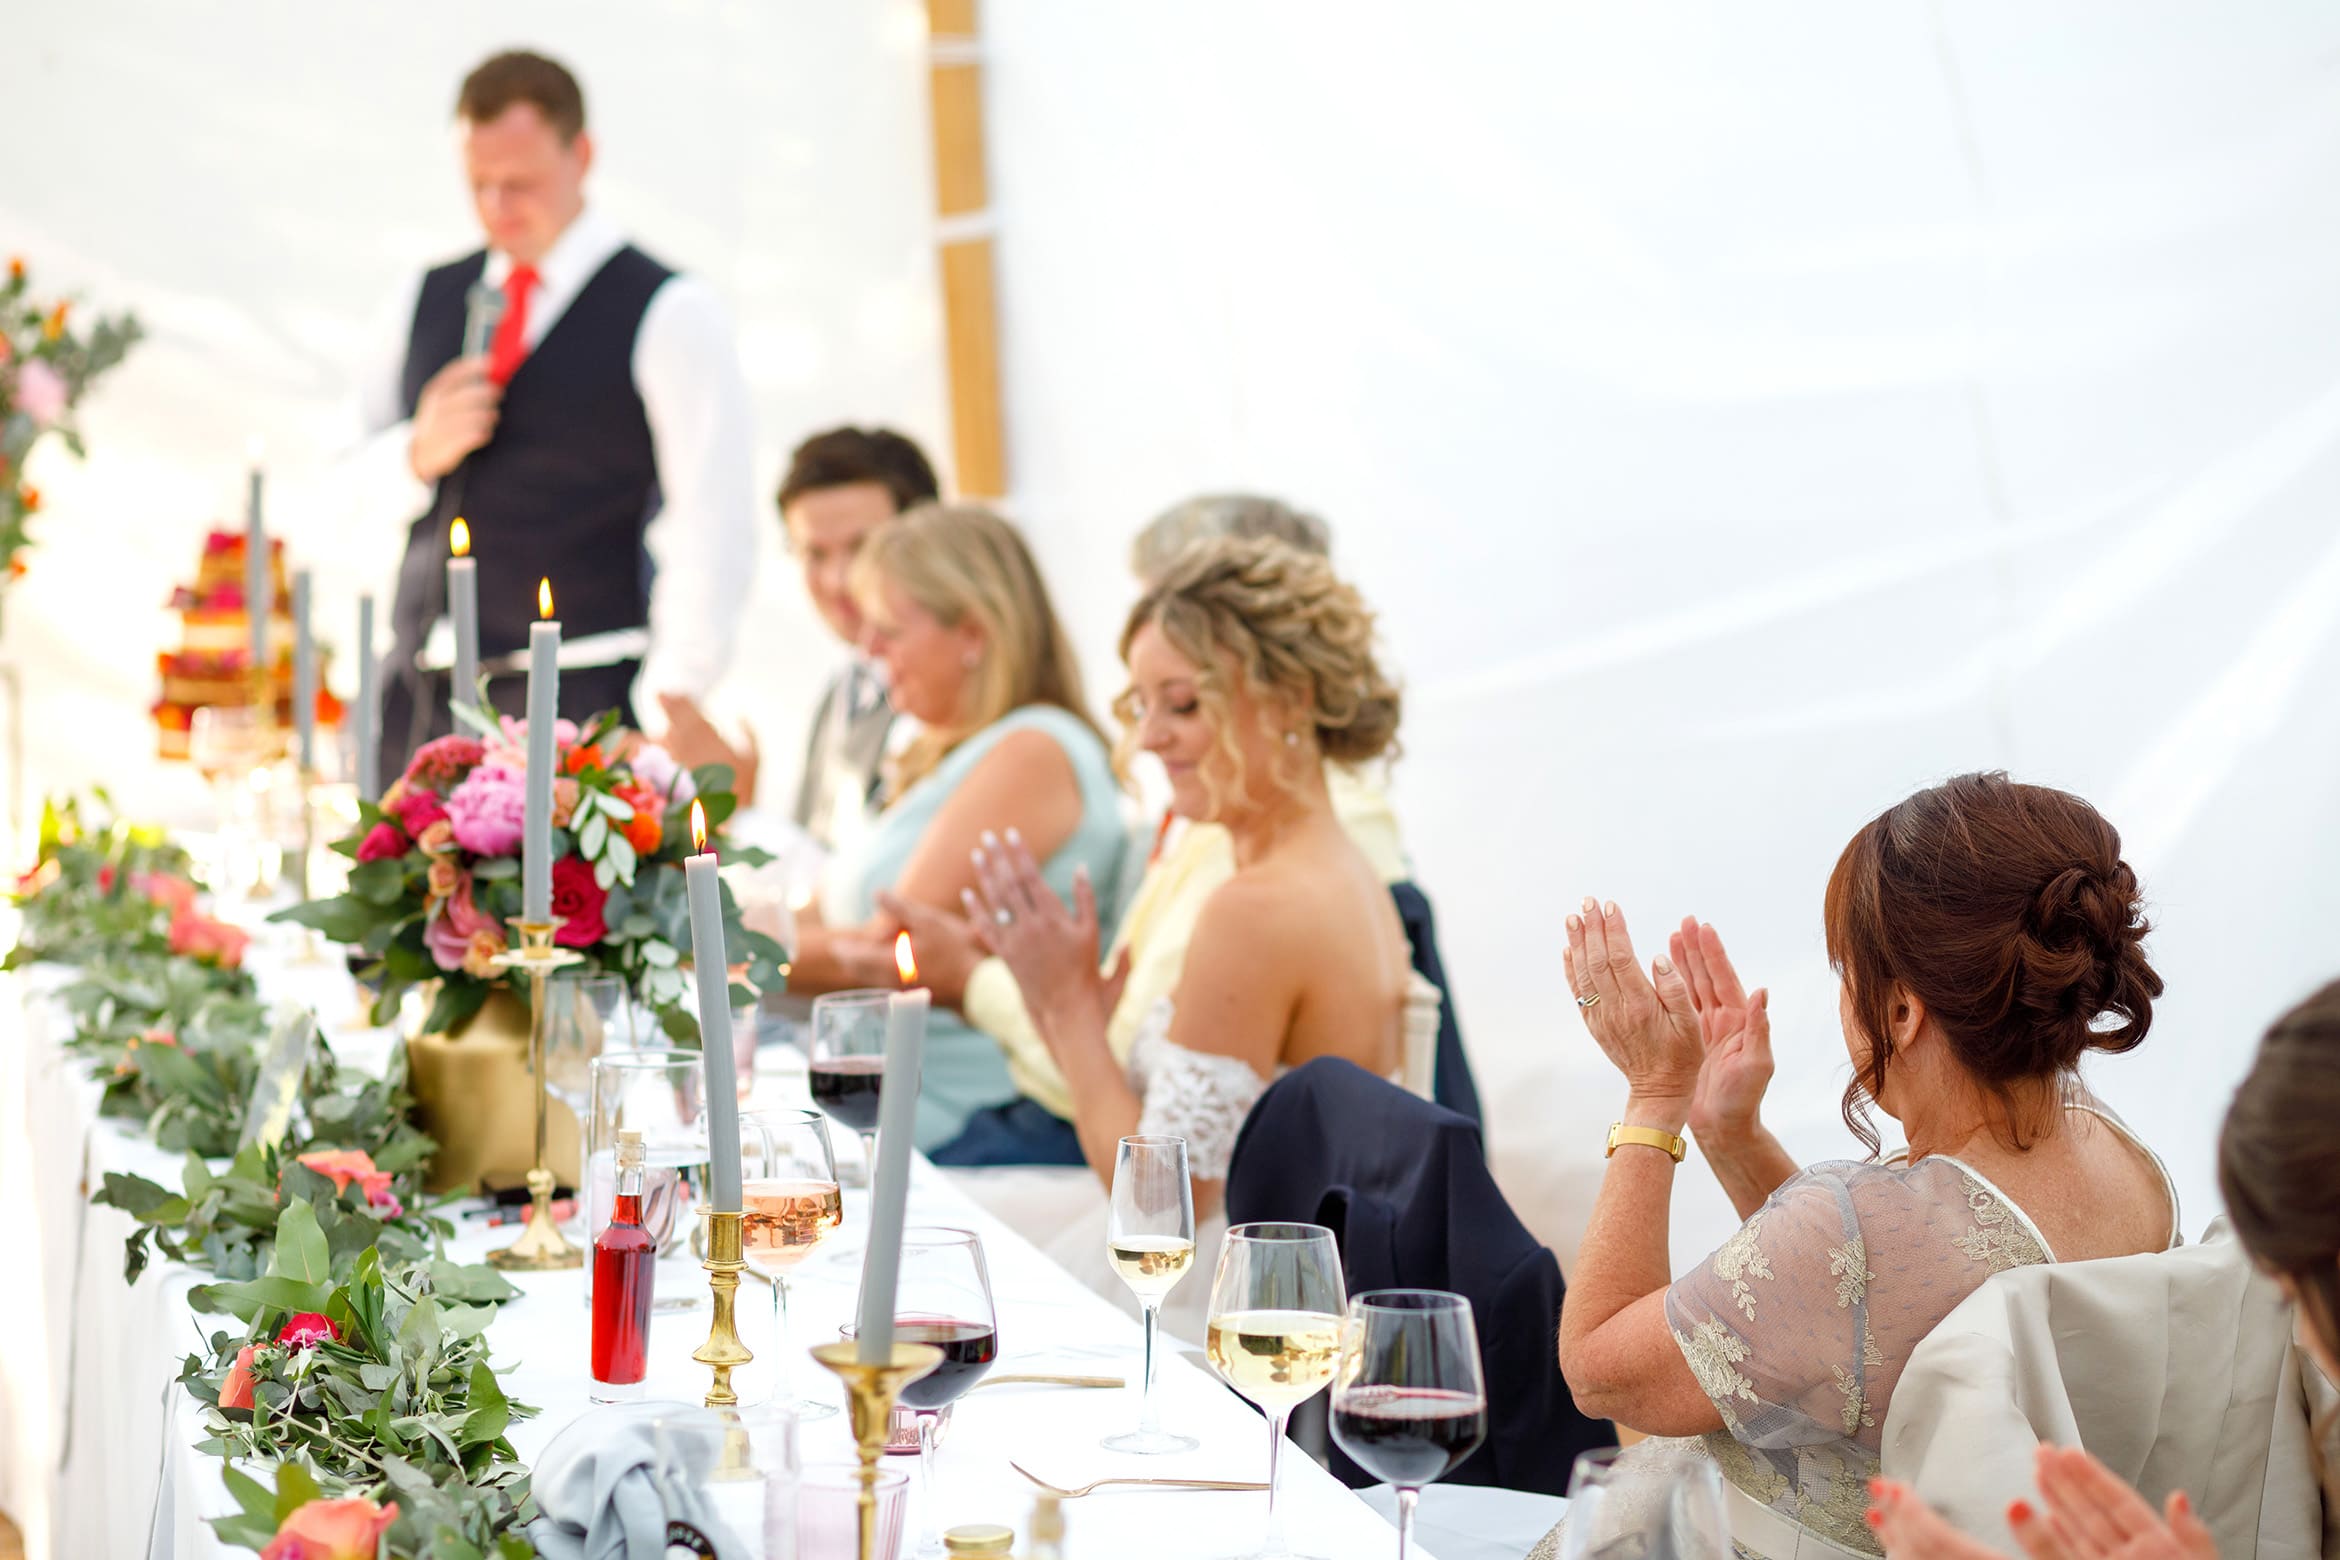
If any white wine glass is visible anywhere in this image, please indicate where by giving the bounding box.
[1330,1290,1489,1560]
[546,972,636,1209]
[1103,1133,1199,1454]
[1206,1221,1347,1560]
[740,1107,843,1420]
[1560,1444,1730,1560]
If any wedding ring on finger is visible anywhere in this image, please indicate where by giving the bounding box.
[1576,993,1601,1009]
[993,906,1016,928]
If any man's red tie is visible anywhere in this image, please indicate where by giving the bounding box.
[485,264,539,386]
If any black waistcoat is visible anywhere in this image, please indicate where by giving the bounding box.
[387,244,672,669]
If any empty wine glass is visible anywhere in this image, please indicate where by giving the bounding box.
[1206,1222,1347,1560]
[189,703,275,895]
[1102,1134,1198,1454]
[740,1107,843,1420]
[1560,1444,1730,1560]
[807,989,890,1187]
[585,1048,709,1313]
[546,973,636,1205]
[1331,1291,1488,1560]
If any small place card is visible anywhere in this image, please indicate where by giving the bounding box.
[239,1005,317,1150]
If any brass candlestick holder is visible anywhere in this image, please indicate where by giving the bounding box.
[694,1208,755,1406]
[811,1340,943,1560]
[486,918,585,1270]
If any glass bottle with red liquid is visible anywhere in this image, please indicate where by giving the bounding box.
[592,1128,657,1401]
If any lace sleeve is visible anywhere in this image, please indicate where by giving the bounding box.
[1130,1001,1272,1180]
[1666,1159,2052,1456]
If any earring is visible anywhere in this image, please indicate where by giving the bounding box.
[1284,731,1300,747]
[963,650,980,669]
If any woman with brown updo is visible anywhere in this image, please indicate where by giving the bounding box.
[1539,774,2180,1559]
[960,533,1419,1203]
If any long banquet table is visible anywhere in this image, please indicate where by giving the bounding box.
[4,910,1427,1559]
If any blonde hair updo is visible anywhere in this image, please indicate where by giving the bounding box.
[1117,536,1401,805]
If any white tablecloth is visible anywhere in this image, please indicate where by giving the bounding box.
[5,919,1428,1560]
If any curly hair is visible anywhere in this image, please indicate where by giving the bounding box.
[1116,536,1400,815]
[1824,772,2161,1154]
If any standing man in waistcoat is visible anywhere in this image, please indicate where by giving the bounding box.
[353,50,756,788]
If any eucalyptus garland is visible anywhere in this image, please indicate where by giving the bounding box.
[15,797,544,1558]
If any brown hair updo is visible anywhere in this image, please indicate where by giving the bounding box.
[2218,980,2340,1366]
[1117,536,1401,808]
[1823,772,2162,1152]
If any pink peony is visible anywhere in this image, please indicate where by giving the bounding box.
[627,740,695,805]
[260,1497,399,1560]
[444,763,525,857]
[401,733,484,790]
[389,788,447,838]
[277,1312,340,1350]
[355,822,408,863]
[549,854,608,946]
[13,359,66,427]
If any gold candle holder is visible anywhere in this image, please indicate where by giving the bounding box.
[486,919,585,1270]
[811,1340,943,1560]
[694,1208,755,1406]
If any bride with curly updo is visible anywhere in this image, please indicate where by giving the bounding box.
[962,533,1418,1204]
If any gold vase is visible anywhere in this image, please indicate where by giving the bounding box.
[405,982,581,1196]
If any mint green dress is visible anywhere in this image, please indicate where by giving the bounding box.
[823,704,1126,1150]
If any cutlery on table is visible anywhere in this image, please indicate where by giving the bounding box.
[1009,1460,1268,1499]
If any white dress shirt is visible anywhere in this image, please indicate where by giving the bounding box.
[346,207,757,700]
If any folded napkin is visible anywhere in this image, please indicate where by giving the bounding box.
[526,1401,749,1560]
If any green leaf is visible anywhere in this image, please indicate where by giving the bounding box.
[461,1360,510,1445]
[269,895,387,943]
[428,1259,520,1305]
[360,1361,401,1391]
[349,858,410,906]
[272,1461,323,1523]
[578,812,608,859]
[605,833,637,884]
[183,1150,216,1201]
[222,1463,277,1525]
[193,1275,331,1320]
[473,854,518,881]
[269,1200,331,1284]
[91,1169,180,1220]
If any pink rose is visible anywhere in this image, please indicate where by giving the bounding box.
[260,1497,399,1560]
[401,733,484,789]
[481,713,580,776]
[355,822,408,863]
[13,359,66,427]
[445,763,525,857]
[425,857,458,899]
[219,1343,261,1411]
[134,870,199,915]
[169,908,250,968]
[549,854,608,946]
[276,1312,340,1350]
[416,819,454,855]
[390,789,447,839]
[424,871,500,971]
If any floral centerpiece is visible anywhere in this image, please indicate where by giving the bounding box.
[1,255,142,588]
[277,708,786,1040]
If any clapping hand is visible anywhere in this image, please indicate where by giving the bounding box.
[1868,1449,2218,1560]
[876,890,984,1011]
[965,829,1131,1038]
[1563,898,1702,1125]
[1671,918,1774,1144]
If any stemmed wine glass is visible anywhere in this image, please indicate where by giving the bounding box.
[189,703,278,896]
[1560,1445,1730,1560]
[855,1226,999,1560]
[1102,1134,1198,1454]
[807,989,890,1187]
[1330,1290,1489,1560]
[545,973,637,1215]
[739,1107,844,1420]
[1206,1222,1348,1560]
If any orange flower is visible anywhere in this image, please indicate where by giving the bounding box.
[550,776,579,829]
[295,1148,379,1194]
[18,486,39,514]
[561,743,607,776]
[460,926,509,978]
[613,782,664,854]
[425,857,459,900]
[416,818,455,854]
[6,257,21,283]
[259,1497,399,1560]
[219,1343,261,1411]
[42,302,67,340]
[8,557,23,580]
[168,907,250,968]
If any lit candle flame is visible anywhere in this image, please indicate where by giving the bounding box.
[690,798,707,855]
[538,578,554,619]
[895,930,917,985]
[449,517,471,557]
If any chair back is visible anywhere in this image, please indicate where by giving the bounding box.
[1227,1058,1614,1495]
[1389,881,1482,1123]
[1882,1220,2340,1559]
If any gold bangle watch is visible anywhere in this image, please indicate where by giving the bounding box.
[1606,1122,1687,1162]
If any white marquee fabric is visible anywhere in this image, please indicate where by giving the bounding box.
[4,3,2337,1475]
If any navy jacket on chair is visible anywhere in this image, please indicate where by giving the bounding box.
[1390,881,1482,1124]
[1226,1058,1613,1496]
